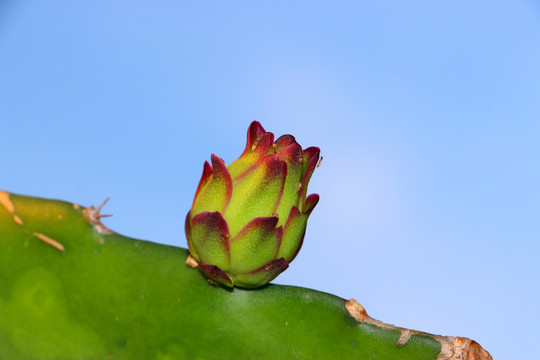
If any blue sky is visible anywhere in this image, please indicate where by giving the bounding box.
[1,2,539,359]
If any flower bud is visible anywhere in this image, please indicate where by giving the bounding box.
[186,121,319,288]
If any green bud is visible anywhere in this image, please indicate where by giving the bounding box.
[186,122,320,288]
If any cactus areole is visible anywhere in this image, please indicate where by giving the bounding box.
[185,121,320,288]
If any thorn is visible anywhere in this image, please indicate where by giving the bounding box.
[13,215,23,225]
[0,191,15,213]
[317,156,323,168]
[186,254,199,268]
[396,329,412,347]
[33,232,65,252]
[95,197,110,213]
[345,298,370,322]
[83,197,113,235]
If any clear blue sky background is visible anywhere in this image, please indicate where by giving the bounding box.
[1,2,539,359]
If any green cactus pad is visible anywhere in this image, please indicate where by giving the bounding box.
[0,191,491,360]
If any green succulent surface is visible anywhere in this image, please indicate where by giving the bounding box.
[0,192,489,360]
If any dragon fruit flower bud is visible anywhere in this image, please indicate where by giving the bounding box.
[185,121,320,288]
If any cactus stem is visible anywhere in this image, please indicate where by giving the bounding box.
[1,192,492,360]
[33,232,65,251]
